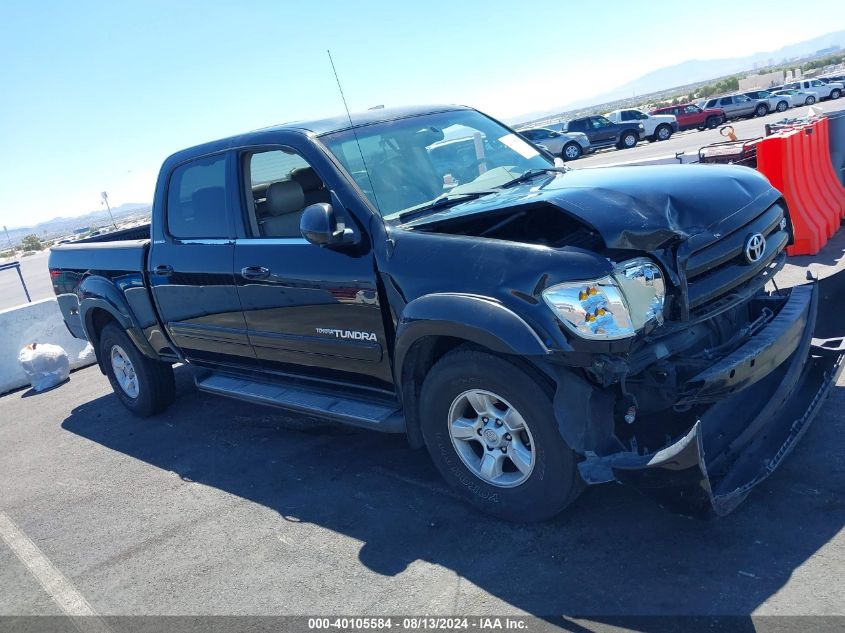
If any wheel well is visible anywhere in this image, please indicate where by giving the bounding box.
[86,308,118,373]
[87,308,117,347]
[400,336,465,448]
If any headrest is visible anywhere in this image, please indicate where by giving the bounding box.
[265,181,304,216]
[191,187,226,214]
[290,167,323,192]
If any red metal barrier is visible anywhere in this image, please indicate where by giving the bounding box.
[816,118,845,219]
[756,130,825,255]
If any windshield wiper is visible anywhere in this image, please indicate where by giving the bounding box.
[499,167,568,189]
[395,167,567,223]
[396,190,497,223]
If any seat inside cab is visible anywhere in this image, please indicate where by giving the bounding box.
[245,150,331,238]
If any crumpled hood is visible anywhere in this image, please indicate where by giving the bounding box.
[408,164,781,252]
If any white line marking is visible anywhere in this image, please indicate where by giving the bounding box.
[0,511,112,633]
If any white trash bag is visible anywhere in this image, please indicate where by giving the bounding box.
[18,343,70,392]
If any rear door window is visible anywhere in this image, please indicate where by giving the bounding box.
[166,154,230,239]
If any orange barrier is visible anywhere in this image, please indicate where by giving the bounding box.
[799,125,838,239]
[756,129,826,255]
[816,118,845,219]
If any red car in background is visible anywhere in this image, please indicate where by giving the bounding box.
[650,103,725,131]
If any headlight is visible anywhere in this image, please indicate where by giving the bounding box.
[542,258,665,340]
[638,123,645,130]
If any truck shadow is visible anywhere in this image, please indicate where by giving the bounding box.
[61,366,845,624]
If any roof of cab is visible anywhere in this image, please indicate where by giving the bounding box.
[162,104,471,169]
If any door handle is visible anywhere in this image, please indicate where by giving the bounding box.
[153,264,174,276]
[240,266,270,280]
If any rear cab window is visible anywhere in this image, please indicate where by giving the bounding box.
[166,154,229,239]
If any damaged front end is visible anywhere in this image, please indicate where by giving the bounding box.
[575,269,845,517]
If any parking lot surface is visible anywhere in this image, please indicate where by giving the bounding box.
[2,232,845,625]
[0,251,53,312]
[574,101,845,168]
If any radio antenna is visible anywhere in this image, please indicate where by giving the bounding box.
[327,50,381,214]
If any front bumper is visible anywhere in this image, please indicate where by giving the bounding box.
[577,270,845,517]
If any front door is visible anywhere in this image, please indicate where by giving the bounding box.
[231,142,393,389]
[149,151,258,368]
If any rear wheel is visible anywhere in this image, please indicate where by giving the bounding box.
[806,95,816,105]
[618,130,638,149]
[99,323,175,417]
[561,142,582,161]
[655,124,672,141]
[419,349,582,522]
[776,100,789,112]
[754,103,769,117]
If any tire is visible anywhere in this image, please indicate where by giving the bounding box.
[618,130,638,149]
[754,104,769,117]
[655,124,672,141]
[419,348,582,522]
[705,116,720,129]
[806,96,816,105]
[831,89,842,100]
[99,322,175,417]
[561,142,582,161]
[776,100,789,112]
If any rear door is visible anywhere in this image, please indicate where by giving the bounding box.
[231,138,393,388]
[718,96,736,117]
[589,116,617,144]
[149,152,258,368]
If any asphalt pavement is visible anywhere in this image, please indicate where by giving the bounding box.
[0,251,52,312]
[1,235,844,626]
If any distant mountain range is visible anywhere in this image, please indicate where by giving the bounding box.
[4,203,151,244]
[510,29,845,123]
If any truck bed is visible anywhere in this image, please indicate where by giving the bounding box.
[50,238,150,273]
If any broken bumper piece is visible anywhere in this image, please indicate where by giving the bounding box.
[578,270,845,517]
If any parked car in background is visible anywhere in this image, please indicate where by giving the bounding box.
[783,79,843,103]
[651,103,725,131]
[742,90,791,113]
[604,108,678,142]
[519,127,592,160]
[702,94,768,120]
[771,88,815,107]
[561,115,644,150]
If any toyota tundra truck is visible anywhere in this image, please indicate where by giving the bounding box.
[49,105,845,521]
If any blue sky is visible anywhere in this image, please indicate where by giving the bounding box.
[1,0,843,227]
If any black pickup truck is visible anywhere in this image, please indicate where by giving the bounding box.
[50,105,845,521]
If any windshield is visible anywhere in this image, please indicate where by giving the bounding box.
[320,109,553,219]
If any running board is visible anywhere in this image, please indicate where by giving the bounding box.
[195,372,405,433]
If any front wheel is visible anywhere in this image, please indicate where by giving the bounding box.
[99,322,175,417]
[755,104,769,117]
[806,96,816,105]
[831,89,842,100]
[419,349,582,522]
[705,116,721,129]
[561,142,582,161]
[776,100,789,112]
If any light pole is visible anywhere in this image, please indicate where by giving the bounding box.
[101,191,118,229]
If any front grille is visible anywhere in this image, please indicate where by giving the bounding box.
[683,204,788,317]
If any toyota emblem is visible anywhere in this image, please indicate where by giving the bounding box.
[744,233,766,263]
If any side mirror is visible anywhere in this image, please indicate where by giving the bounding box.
[553,157,566,168]
[300,203,357,247]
